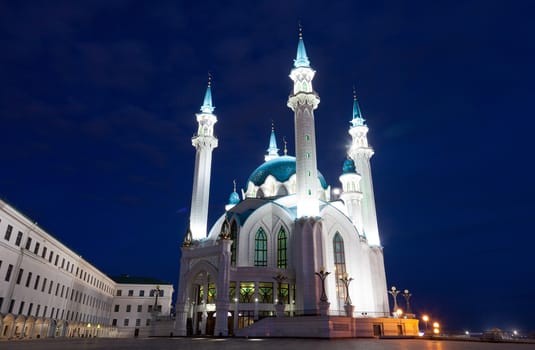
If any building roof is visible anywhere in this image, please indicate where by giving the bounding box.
[342,158,357,174]
[247,155,328,189]
[110,275,172,285]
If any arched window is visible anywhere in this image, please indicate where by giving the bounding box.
[254,227,267,266]
[277,227,288,269]
[231,220,238,266]
[333,232,347,310]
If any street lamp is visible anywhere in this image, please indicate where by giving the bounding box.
[273,273,287,317]
[339,273,353,305]
[388,286,400,314]
[315,267,331,302]
[422,315,429,332]
[433,322,440,336]
[273,273,287,305]
[153,285,161,310]
[396,309,403,335]
[402,289,412,314]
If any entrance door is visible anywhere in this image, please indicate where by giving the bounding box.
[206,312,215,336]
[373,324,382,337]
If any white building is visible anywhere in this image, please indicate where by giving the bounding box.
[0,198,173,339]
[175,32,418,338]
[111,276,174,337]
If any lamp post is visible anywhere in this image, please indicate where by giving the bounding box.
[315,267,331,316]
[396,309,403,335]
[153,285,161,311]
[388,286,400,315]
[339,273,353,305]
[422,315,429,333]
[273,273,287,317]
[314,267,331,302]
[340,273,354,317]
[402,289,412,315]
[433,322,440,336]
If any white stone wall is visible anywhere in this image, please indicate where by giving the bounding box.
[111,283,173,337]
[0,199,116,338]
[0,199,173,339]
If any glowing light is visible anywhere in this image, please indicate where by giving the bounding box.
[422,315,429,322]
[332,188,341,195]
[433,322,439,328]
[433,328,440,334]
[465,331,469,335]
[396,309,403,317]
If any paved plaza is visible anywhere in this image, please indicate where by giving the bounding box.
[1,337,534,350]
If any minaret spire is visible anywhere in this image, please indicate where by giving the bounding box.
[265,121,280,162]
[294,24,310,68]
[287,26,321,218]
[200,73,215,114]
[189,76,218,239]
[351,86,365,127]
[347,89,381,246]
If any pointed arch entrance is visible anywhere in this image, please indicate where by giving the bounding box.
[184,261,219,336]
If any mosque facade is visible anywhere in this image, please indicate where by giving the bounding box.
[174,33,416,338]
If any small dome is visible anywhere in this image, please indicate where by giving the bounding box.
[247,155,328,189]
[342,158,357,174]
[228,191,240,205]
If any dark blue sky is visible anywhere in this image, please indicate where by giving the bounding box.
[1,0,533,333]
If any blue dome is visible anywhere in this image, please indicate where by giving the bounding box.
[342,158,357,174]
[228,191,240,205]
[247,156,328,189]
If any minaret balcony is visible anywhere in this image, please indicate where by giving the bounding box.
[287,92,320,110]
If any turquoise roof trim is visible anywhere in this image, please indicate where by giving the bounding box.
[247,155,328,189]
[226,198,297,226]
[200,85,215,114]
[294,35,310,68]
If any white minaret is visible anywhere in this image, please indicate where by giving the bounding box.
[347,91,381,246]
[189,77,218,239]
[287,29,321,218]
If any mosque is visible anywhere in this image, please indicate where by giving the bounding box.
[174,31,418,338]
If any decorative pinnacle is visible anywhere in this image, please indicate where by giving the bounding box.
[207,72,212,87]
[233,179,236,192]
[298,21,303,38]
[266,122,280,160]
[283,137,288,155]
[182,223,193,247]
